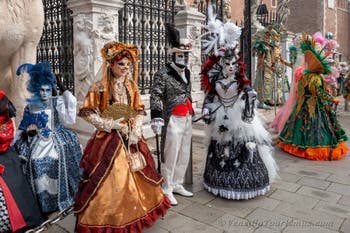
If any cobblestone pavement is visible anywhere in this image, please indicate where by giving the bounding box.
[43,100,350,233]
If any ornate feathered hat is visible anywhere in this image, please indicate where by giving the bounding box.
[199,5,250,93]
[166,24,192,53]
[101,41,140,83]
[200,5,241,56]
[300,33,332,75]
[16,62,57,102]
[101,41,140,64]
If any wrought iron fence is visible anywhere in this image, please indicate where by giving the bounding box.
[36,0,74,92]
[118,0,176,94]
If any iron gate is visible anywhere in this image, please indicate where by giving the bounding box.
[119,0,177,94]
[36,0,74,92]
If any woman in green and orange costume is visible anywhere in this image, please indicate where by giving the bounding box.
[278,33,348,160]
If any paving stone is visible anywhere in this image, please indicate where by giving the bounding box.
[340,218,350,233]
[272,180,301,192]
[266,186,277,197]
[40,224,69,233]
[327,183,350,195]
[156,212,198,231]
[275,203,343,231]
[246,208,292,231]
[283,166,331,180]
[169,195,193,212]
[282,225,339,233]
[269,190,319,209]
[182,190,216,205]
[207,196,280,218]
[170,220,223,233]
[179,202,225,224]
[143,225,169,233]
[212,214,255,233]
[278,172,303,183]
[338,194,350,207]
[297,177,331,190]
[253,227,279,233]
[314,201,350,218]
[303,164,350,177]
[296,186,341,203]
[327,174,350,186]
[56,213,75,233]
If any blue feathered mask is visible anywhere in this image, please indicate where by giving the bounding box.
[17,62,57,107]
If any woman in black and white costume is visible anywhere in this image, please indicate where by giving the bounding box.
[200,9,278,199]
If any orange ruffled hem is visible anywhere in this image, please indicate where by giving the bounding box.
[279,141,348,161]
[76,196,170,233]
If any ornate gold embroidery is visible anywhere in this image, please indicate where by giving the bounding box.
[0,123,8,136]
[101,103,137,121]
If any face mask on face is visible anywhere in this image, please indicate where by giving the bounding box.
[174,52,189,67]
[222,58,238,77]
[40,84,52,102]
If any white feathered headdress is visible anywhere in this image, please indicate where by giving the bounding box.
[201,5,242,55]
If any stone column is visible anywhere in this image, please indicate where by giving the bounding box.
[280,31,295,84]
[251,24,264,84]
[174,6,206,109]
[67,0,125,145]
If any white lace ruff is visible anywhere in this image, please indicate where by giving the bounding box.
[203,183,270,200]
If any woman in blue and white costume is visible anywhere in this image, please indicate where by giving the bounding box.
[13,62,82,214]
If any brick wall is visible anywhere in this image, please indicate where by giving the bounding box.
[286,0,323,34]
[336,0,350,61]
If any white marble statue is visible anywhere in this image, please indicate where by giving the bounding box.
[0,0,44,121]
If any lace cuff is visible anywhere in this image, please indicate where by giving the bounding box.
[84,113,127,134]
[129,115,144,144]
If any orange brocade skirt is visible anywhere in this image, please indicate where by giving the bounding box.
[74,132,170,233]
[279,141,348,161]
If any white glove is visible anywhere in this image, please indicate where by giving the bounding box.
[112,117,128,135]
[247,89,257,100]
[151,118,164,135]
[202,108,210,119]
[129,115,144,145]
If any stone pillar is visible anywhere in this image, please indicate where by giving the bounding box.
[174,6,206,109]
[68,0,125,101]
[280,31,295,84]
[251,24,264,84]
[67,0,125,145]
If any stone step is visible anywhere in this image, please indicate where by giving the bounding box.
[192,118,206,130]
[192,128,207,143]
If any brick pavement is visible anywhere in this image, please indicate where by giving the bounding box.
[43,99,350,233]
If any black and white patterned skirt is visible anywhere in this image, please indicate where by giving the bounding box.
[0,186,11,233]
[203,139,270,200]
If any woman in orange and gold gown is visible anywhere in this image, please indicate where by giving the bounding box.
[74,41,170,233]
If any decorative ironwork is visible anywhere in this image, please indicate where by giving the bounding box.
[36,0,74,92]
[119,0,176,94]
